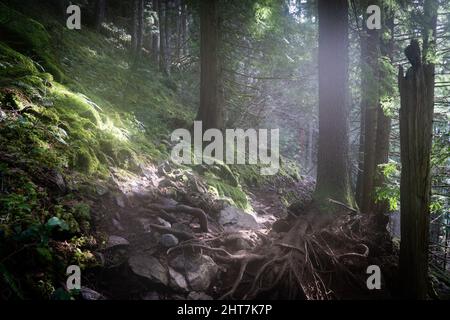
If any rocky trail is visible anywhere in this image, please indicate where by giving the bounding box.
[76,162,395,300]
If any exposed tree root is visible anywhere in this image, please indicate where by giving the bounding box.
[204,206,395,300]
[150,203,209,232]
[149,224,195,240]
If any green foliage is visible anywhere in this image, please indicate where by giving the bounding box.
[375,162,400,211]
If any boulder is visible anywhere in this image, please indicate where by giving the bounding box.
[103,236,130,267]
[114,194,126,208]
[160,234,179,248]
[157,217,172,228]
[105,235,130,249]
[129,254,168,286]
[168,267,189,292]
[112,218,124,231]
[218,206,259,230]
[169,254,218,291]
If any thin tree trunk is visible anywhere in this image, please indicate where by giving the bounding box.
[164,0,171,71]
[95,0,106,30]
[307,122,314,171]
[398,44,435,299]
[180,0,187,57]
[138,0,144,51]
[315,0,353,206]
[175,0,181,62]
[196,0,221,131]
[151,0,160,64]
[158,0,168,74]
[356,108,365,207]
[373,13,395,218]
[360,26,380,214]
[423,0,440,272]
[131,0,138,53]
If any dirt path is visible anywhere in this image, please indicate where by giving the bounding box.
[80,163,316,300]
[80,161,396,300]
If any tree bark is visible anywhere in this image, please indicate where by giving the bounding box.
[398,48,435,299]
[95,0,106,30]
[164,0,171,70]
[422,0,439,261]
[158,0,168,74]
[180,0,187,57]
[131,0,144,58]
[196,0,221,131]
[373,12,395,218]
[315,0,353,206]
[360,26,380,214]
[151,0,160,64]
[355,106,365,207]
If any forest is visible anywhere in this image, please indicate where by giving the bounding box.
[0,0,449,302]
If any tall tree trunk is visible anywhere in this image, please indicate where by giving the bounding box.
[180,0,187,57]
[164,0,171,71]
[138,0,144,49]
[355,107,365,207]
[131,0,144,57]
[373,12,395,218]
[315,0,353,206]
[95,0,106,30]
[360,25,380,214]
[151,0,160,64]
[398,42,435,299]
[196,0,221,131]
[158,0,168,74]
[175,0,181,62]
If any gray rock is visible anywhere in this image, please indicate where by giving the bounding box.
[115,194,126,208]
[160,234,179,248]
[218,206,259,230]
[129,254,168,286]
[80,287,105,300]
[186,256,218,291]
[168,267,188,292]
[169,253,198,272]
[105,235,129,249]
[102,236,130,267]
[112,218,124,231]
[169,254,218,291]
[187,292,213,300]
[157,217,172,228]
[95,185,109,196]
[48,170,66,192]
[0,110,6,122]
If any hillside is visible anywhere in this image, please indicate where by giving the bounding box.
[0,1,306,299]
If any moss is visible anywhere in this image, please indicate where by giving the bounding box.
[51,84,102,126]
[232,164,269,188]
[0,3,50,50]
[205,173,251,211]
[73,148,99,174]
[99,139,115,158]
[0,43,38,78]
[0,3,65,82]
